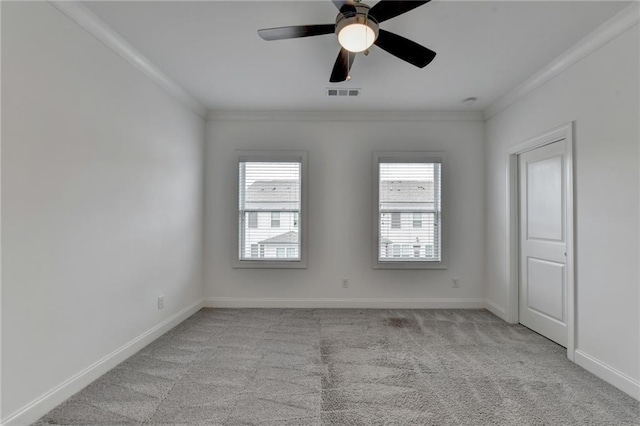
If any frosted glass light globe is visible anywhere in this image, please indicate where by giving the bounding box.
[338,23,375,53]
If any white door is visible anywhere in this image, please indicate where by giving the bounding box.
[519,140,567,347]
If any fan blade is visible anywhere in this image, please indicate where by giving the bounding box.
[332,0,356,15]
[374,29,436,68]
[329,48,356,83]
[258,24,335,41]
[369,0,430,23]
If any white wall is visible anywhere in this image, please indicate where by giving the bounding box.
[485,24,639,394]
[205,116,485,307]
[1,2,205,421]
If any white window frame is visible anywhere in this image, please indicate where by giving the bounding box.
[234,150,307,269]
[372,151,447,269]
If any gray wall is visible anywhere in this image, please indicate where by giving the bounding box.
[1,2,205,419]
[205,117,486,306]
[485,24,639,390]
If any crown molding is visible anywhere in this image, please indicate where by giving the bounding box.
[51,1,638,123]
[50,1,208,119]
[483,2,640,120]
[207,110,484,122]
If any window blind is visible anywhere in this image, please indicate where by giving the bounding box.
[238,161,301,261]
[378,162,442,262]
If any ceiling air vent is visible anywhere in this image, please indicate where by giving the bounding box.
[327,88,361,97]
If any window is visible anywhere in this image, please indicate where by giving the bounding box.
[391,212,401,229]
[373,152,445,269]
[248,212,258,228]
[412,212,422,228]
[425,244,434,258]
[235,151,307,268]
[271,212,280,228]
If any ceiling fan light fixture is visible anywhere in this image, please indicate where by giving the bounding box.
[336,9,379,53]
[338,23,376,52]
[257,0,435,83]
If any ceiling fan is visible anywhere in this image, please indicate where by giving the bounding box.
[257,0,436,83]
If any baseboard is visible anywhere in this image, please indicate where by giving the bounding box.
[1,299,204,426]
[484,299,507,321]
[202,297,486,309]
[574,349,640,401]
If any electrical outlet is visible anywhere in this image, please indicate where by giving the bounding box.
[452,278,460,288]
[158,295,165,309]
[341,278,349,288]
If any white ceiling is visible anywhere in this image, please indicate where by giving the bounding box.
[84,1,628,111]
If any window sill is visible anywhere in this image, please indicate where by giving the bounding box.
[233,259,307,269]
[373,261,447,270]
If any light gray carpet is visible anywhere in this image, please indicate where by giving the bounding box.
[36,308,639,425]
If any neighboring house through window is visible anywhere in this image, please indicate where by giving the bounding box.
[235,151,307,268]
[373,152,446,269]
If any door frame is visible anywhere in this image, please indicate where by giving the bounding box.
[505,122,575,360]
